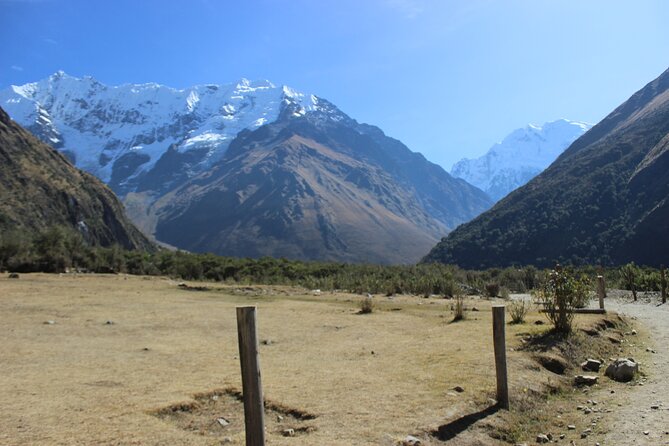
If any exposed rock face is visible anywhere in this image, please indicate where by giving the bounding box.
[424,66,669,268]
[0,107,152,250]
[2,73,492,263]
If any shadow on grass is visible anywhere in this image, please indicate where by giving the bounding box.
[431,404,500,441]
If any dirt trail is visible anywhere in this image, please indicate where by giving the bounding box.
[601,294,669,445]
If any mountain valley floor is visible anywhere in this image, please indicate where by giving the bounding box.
[0,274,665,445]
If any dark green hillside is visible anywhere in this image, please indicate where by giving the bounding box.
[423,67,669,268]
[0,107,153,251]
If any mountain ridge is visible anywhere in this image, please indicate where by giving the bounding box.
[3,73,492,263]
[0,106,153,251]
[424,66,669,268]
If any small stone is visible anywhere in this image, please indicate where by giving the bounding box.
[277,415,284,422]
[222,437,232,444]
[402,435,421,445]
[567,425,576,430]
[559,434,565,439]
[282,428,295,437]
[536,434,550,443]
[581,359,602,372]
[584,408,592,414]
[574,375,598,386]
[631,329,637,335]
[8,272,19,279]
[646,347,656,353]
[43,320,55,325]
[651,405,660,409]
[534,320,545,325]
[471,307,479,312]
[643,431,649,435]
[216,417,230,427]
[261,339,273,345]
[453,386,465,393]
[105,320,114,325]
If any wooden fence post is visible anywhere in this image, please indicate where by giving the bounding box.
[492,306,509,410]
[237,306,265,446]
[597,275,606,310]
[661,265,667,304]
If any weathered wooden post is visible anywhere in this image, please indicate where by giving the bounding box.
[661,265,667,304]
[492,306,509,410]
[596,275,606,310]
[236,306,265,446]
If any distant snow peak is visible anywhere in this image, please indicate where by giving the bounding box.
[451,119,592,201]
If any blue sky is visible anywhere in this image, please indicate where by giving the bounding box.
[1,0,668,170]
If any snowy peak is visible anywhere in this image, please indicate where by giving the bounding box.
[451,119,592,201]
[0,72,318,191]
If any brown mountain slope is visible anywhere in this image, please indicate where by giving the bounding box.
[0,107,152,250]
[424,66,669,268]
[152,130,445,264]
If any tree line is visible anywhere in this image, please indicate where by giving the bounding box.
[0,226,664,296]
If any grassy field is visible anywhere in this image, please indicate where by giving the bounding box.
[0,274,631,445]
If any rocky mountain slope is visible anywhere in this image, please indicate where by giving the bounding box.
[2,73,491,263]
[0,107,153,250]
[451,119,591,201]
[424,66,669,268]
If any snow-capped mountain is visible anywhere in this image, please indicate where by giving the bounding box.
[451,119,592,201]
[0,71,320,193]
[1,72,492,263]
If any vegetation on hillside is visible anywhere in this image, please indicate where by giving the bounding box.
[422,66,669,268]
[2,226,666,298]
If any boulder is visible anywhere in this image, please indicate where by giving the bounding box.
[605,358,639,382]
[8,272,19,279]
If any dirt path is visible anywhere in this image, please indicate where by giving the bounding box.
[600,294,669,445]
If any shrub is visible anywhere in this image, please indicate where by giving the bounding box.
[452,293,465,321]
[485,282,500,298]
[500,286,511,300]
[538,265,582,334]
[619,263,638,301]
[509,299,530,324]
[359,295,374,314]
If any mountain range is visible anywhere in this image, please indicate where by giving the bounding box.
[424,66,669,268]
[1,73,492,263]
[451,119,592,201]
[0,106,151,251]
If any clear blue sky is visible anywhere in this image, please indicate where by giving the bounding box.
[2,0,668,170]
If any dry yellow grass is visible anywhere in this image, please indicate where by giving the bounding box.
[0,274,612,445]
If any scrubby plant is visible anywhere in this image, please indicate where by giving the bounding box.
[508,299,530,324]
[619,262,639,301]
[485,282,500,298]
[500,286,511,300]
[359,295,374,314]
[538,265,582,334]
[452,291,465,322]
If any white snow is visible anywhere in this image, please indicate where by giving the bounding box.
[451,119,593,201]
[0,72,318,186]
